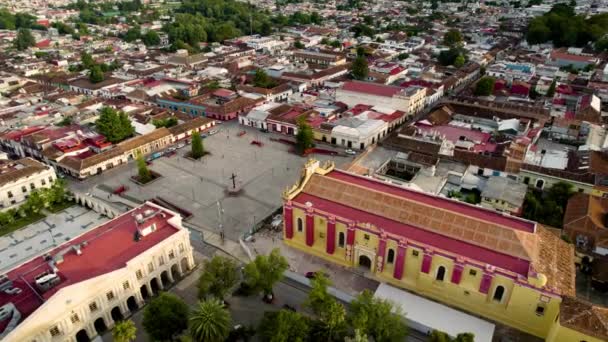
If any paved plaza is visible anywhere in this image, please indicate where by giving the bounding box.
[0,205,108,272]
[70,121,353,241]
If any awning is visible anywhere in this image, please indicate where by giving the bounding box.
[374,283,495,342]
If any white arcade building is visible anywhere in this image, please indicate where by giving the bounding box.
[0,202,195,342]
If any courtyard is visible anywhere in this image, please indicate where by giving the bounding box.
[69,121,353,241]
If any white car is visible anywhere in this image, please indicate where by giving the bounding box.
[345,149,357,155]
[209,129,219,135]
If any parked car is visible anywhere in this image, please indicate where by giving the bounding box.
[305,271,327,279]
[345,149,357,155]
[176,142,186,149]
[209,129,219,135]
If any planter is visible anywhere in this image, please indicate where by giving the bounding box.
[130,170,163,186]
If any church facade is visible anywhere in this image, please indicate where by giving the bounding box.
[282,160,606,342]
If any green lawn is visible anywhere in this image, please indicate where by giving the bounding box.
[0,212,46,237]
[47,200,75,213]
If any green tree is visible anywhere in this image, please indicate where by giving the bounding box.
[351,56,369,80]
[0,210,16,227]
[294,40,305,49]
[123,26,141,42]
[443,29,463,47]
[429,330,451,342]
[142,30,161,46]
[13,28,35,51]
[474,76,495,96]
[191,130,205,159]
[89,65,104,84]
[397,52,409,60]
[454,333,475,342]
[546,79,557,97]
[305,273,347,341]
[349,290,408,342]
[189,299,231,342]
[95,107,135,143]
[295,118,314,154]
[48,179,67,206]
[453,55,465,68]
[258,310,310,342]
[198,256,240,300]
[253,69,275,88]
[112,320,137,342]
[243,248,289,299]
[136,152,152,183]
[24,191,45,214]
[143,293,190,341]
[81,52,95,69]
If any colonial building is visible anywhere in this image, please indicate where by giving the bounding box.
[0,202,195,342]
[0,158,56,211]
[282,160,606,342]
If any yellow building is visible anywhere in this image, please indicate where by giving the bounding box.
[282,160,608,341]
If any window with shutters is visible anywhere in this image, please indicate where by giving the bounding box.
[106,291,115,301]
[136,270,143,280]
[123,281,130,290]
[89,302,98,312]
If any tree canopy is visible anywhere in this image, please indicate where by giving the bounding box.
[295,118,314,154]
[243,248,289,297]
[252,69,277,89]
[443,29,463,47]
[191,130,205,159]
[143,293,190,341]
[95,107,135,143]
[189,299,232,342]
[523,181,574,227]
[136,152,152,184]
[163,0,275,50]
[258,310,310,342]
[525,4,608,49]
[13,28,35,51]
[349,289,408,342]
[197,255,240,300]
[437,47,467,67]
[351,56,369,80]
[112,320,137,342]
[474,77,495,96]
[305,273,348,341]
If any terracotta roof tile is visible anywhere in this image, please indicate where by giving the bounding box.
[559,296,608,340]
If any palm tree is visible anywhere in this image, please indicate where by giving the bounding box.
[112,319,137,342]
[189,299,231,342]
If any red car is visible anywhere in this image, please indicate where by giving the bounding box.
[251,140,263,147]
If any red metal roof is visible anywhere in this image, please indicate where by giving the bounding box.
[0,204,179,333]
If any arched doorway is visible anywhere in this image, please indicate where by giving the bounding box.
[150,278,161,295]
[111,306,124,322]
[94,317,107,334]
[75,329,90,342]
[171,264,180,279]
[180,257,190,273]
[358,255,372,269]
[127,296,138,311]
[140,284,149,300]
[161,271,170,287]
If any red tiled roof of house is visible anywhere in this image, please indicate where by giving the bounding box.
[342,81,404,98]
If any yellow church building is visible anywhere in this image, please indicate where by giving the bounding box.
[282,160,608,342]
